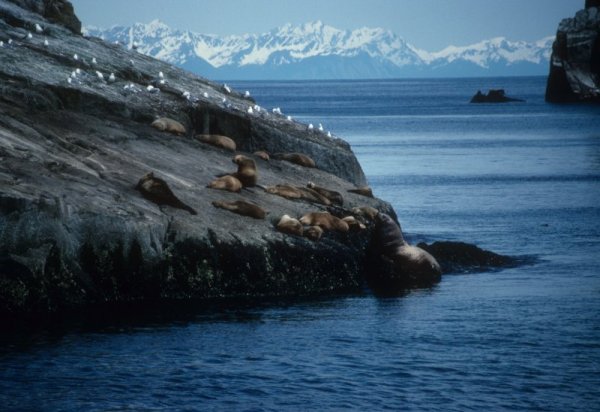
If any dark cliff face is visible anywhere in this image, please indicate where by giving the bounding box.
[0,0,397,316]
[545,3,600,103]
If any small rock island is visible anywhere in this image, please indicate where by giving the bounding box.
[470,89,524,103]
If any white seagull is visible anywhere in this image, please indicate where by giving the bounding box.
[27,32,33,39]
[318,123,324,131]
[244,90,251,98]
[91,57,97,64]
[35,23,43,33]
[159,71,164,79]
[108,73,116,82]
[43,38,49,47]
[287,115,293,121]
[73,53,78,60]
[247,106,254,114]
[223,84,231,94]
[308,123,314,130]
[96,71,104,80]
[203,92,209,98]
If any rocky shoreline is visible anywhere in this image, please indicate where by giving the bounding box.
[0,0,518,320]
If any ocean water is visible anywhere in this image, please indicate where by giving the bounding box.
[1,77,600,411]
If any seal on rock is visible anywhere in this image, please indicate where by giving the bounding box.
[352,206,379,221]
[253,150,270,161]
[212,199,266,219]
[195,134,236,151]
[272,152,316,168]
[135,172,196,215]
[151,117,186,136]
[264,184,331,205]
[307,182,343,206]
[347,186,374,198]
[276,214,303,236]
[207,175,242,192]
[342,216,366,231]
[372,213,441,285]
[223,155,257,187]
[304,225,324,241]
[299,211,349,233]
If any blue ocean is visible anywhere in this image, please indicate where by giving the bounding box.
[1,77,599,411]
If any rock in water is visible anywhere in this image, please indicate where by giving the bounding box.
[545,2,600,103]
[470,89,524,103]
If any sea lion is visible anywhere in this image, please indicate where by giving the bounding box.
[264,184,331,205]
[373,213,441,283]
[307,181,343,206]
[253,150,270,161]
[221,155,257,187]
[212,199,266,219]
[342,216,366,231]
[195,134,236,151]
[151,117,186,135]
[206,175,242,192]
[135,172,196,215]
[299,211,349,233]
[272,152,316,168]
[352,206,379,221]
[347,186,374,198]
[304,225,324,241]
[276,214,303,236]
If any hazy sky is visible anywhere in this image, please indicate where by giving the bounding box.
[71,0,581,50]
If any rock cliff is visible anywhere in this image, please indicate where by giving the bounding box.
[0,0,400,316]
[545,1,600,103]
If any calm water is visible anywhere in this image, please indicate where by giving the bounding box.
[2,77,600,411]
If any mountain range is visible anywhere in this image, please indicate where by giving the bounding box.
[84,20,554,80]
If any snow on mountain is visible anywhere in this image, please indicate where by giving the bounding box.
[83,21,553,79]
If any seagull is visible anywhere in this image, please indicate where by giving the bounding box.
[272,107,282,115]
[318,123,324,131]
[327,131,332,138]
[308,123,314,130]
[244,90,250,98]
[203,92,209,98]
[67,77,72,84]
[222,97,227,104]
[91,57,97,64]
[0,41,4,47]
[132,41,139,50]
[108,73,116,82]
[96,71,104,80]
[147,85,159,93]
[159,79,166,85]
[75,68,81,74]
[70,71,77,78]
[159,71,164,79]
[73,53,78,60]
[43,38,48,47]
[247,106,254,114]
[287,115,293,121]
[35,23,43,33]
[253,104,261,112]
[27,32,33,39]
[223,84,231,93]
[8,39,12,45]
[182,91,191,98]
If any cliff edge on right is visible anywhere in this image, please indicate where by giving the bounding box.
[546,0,600,103]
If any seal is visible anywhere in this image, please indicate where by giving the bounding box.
[372,213,441,284]
[352,206,379,221]
[222,155,257,187]
[195,134,237,151]
[151,117,186,136]
[253,150,270,161]
[264,184,331,206]
[276,214,303,236]
[272,152,316,168]
[347,186,374,198]
[206,175,242,192]
[342,216,366,231]
[299,211,349,233]
[307,182,343,206]
[135,172,197,215]
[212,199,267,219]
[304,225,324,241]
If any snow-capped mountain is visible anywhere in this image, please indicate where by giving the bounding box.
[84,20,553,79]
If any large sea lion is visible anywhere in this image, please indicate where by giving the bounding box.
[264,184,331,205]
[299,211,349,233]
[151,117,186,135]
[307,182,343,206]
[207,175,242,192]
[276,214,303,236]
[372,213,441,285]
[304,225,324,241]
[347,186,374,198]
[223,155,257,187]
[342,216,366,231]
[352,206,379,221]
[272,152,316,168]
[136,172,196,215]
[212,199,266,219]
[195,134,236,151]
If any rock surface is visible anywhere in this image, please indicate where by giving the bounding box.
[0,0,397,316]
[545,2,600,103]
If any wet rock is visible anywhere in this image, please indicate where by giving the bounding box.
[470,89,524,103]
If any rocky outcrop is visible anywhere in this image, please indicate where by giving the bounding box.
[0,0,393,316]
[470,89,524,103]
[545,2,600,103]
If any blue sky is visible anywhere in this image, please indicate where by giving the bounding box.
[71,0,581,50]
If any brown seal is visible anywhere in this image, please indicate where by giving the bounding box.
[352,206,379,220]
[135,172,196,215]
[207,175,242,192]
[212,199,267,219]
[299,211,349,232]
[225,155,257,187]
[151,117,187,135]
[374,213,441,282]
[276,214,303,236]
[253,150,270,161]
[195,134,237,151]
[272,152,316,168]
[342,216,366,231]
[347,186,374,198]
[264,184,331,206]
[304,225,324,241]
[307,182,343,206]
